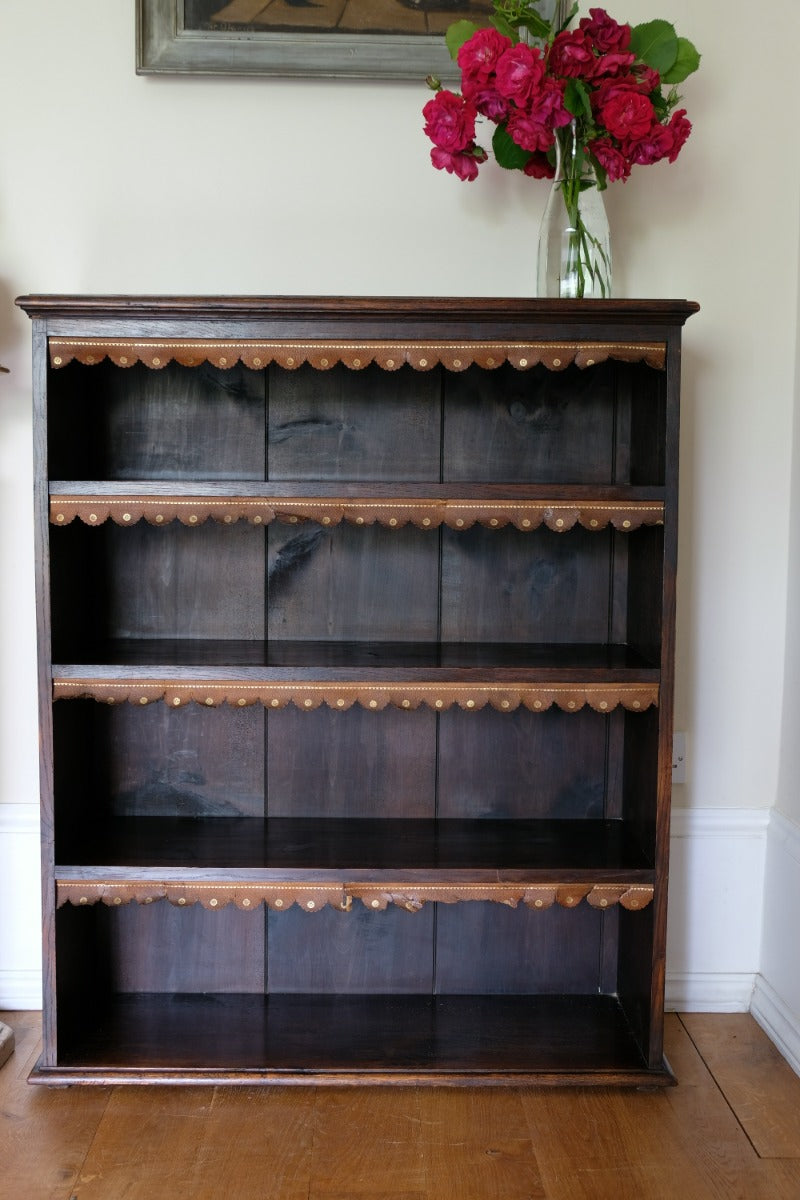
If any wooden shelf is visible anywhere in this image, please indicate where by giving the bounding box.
[37,993,673,1086]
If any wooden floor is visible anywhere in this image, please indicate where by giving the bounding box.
[2,1011,799,1199]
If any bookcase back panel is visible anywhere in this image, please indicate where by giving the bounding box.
[268,365,441,482]
[48,362,266,481]
[437,707,612,819]
[267,523,439,643]
[267,706,436,818]
[268,904,435,993]
[51,522,266,646]
[434,902,608,994]
[54,701,266,823]
[56,903,267,996]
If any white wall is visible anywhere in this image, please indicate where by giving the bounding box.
[1,0,799,1011]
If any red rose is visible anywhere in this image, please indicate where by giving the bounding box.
[666,108,692,162]
[624,123,674,166]
[423,89,478,153]
[507,108,554,153]
[457,27,512,88]
[548,31,596,79]
[632,63,661,92]
[578,7,631,53]
[463,84,509,123]
[589,137,631,181]
[523,151,555,179]
[594,51,636,78]
[494,43,546,107]
[598,88,654,140]
[430,145,487,182]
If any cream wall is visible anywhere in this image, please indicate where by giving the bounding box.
[1,0,799,1013]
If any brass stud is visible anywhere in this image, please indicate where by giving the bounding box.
[501,700,510,709]
[152,356,161,366]
[435,699,444,709]
[386,358,395,368]
[304,699,313,708]
[486,356,495,366]
[422,517,431,527]
[630,899,639,908]
[322,516,331,525]
[622,519,631,529]
[600,701,608,710]
[53,356,63,365]
[237,698,247,706]
[79,896,88,904]
[519,358,528,367]
[534,898,543,908]
[489,518,499,527]
[466,699,475,708]
[242,897,251,907]
[633,700,641,709]
[271,699,280,707]
[205,697,214,706]
[368,700,378,709]
[209,898,218,907]
[274,898,283,907]
[401,699,411,708]
[552,358,561,367]
[419,358,428,367]
[586,358,596,366]
[253,515,263,525]
[122,513,132,522]
[177,897,186,906]
[456,518,464,527]
[172,698,181,706]
[306,900,316,909]
[522,519,531,528]
[356,516,364,525]
[144,896,153,904]
[453,358,462,368]
[353,358,361,368]
[119,356,128,365]
[288,516,298,524]
[556,518,565,528]
[155,514,164,524]
[189,514,198,524]
[253,357,262,367]
[389,518,397,526]
[218,356,227,366]
[89,513,98,523]
[107,697,116,705]
[286,356,295,366]
[534,700,543,709]
[85,355,95,364]
[336,698,346,707]
[224,514,233,524]
[320,357,329,367]
[599,898,608,907]
[55,513,65,523]
[590,519,599,528]
[568,701,577,709]
[565,895,575,905]
[139,696,149,705]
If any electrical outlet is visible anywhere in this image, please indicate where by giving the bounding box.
[672,731,687,784]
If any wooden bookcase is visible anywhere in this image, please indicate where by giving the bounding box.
[18,295,697,1086]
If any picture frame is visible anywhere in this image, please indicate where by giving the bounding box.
[136,0,470,80]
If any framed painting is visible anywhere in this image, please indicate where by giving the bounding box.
[136,0,487,79]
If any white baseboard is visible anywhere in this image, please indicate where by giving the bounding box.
[665,971,756,1013]
[0,803,42,1010]
[0,969,41,1011]
[751,974,800,1078]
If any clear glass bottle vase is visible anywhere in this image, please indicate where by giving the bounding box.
[536,122,612,299]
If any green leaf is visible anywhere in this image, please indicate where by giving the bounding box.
[629,19,679,75]
[517,11,551,40]
[445,20,479,61]
[661,37,701,84]
[492,123,532,172]
[490,13,518,42]
[556,1,579,34]
[564,78,592,120]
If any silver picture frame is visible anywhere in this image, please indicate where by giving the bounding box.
[136,0,470,80]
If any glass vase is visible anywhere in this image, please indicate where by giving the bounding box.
[536,122,612,299]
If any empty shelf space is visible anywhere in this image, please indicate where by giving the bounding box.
[41,993,667,1084]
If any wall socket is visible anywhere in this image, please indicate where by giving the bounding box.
[672,731,687,784]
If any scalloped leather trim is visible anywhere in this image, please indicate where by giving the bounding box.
[48,338,667,373]
[56,880,654,913]
[52,680,658,714]
[50,495,665,533]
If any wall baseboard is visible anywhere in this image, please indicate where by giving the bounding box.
[0,969,41,1012]
[665,971,756,1013]
[751,974,800,1078]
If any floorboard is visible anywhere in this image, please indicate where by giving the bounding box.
[1,1011,799,1200]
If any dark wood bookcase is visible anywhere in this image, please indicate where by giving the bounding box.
[18,295,697,1086]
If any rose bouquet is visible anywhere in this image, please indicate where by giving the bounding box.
[422,1,700,296]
